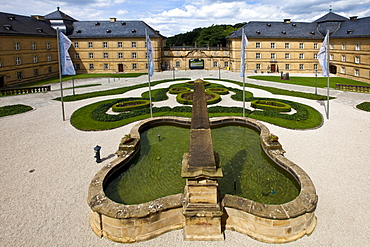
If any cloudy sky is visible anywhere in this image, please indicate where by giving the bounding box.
[3,0,370,36]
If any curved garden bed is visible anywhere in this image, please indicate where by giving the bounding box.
[176,91,221,105]
[251,100,291,112]
[112,100,150,112]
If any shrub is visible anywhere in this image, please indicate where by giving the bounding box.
[206,87,229,95]
[112,100,150,112]
[168,87,191,94]
[176,91,221,105]
[251,100,292,112]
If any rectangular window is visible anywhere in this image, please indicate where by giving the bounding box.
[224,61,229,67]
[118,53,123,58]
[0,59,2,67]
[314,54,318,59]
[299,64,304,70]
[104,53,108,59]
[342,44,346,50]
[285,64,290,70]
[88,42,93,48]
[341,55,346,62]
[213,61,218,67]
[34,69,39,76]
[355,69,359,76]
[145,52,148,59]
[89,53,94,59]
[299,43,304,49]
[33,56,38,63]
[15,42,20,50]
[271,53,276,59]
[341,67,345,74]
[48,67,52,73]
[74,42,79,48]
[89,64,94,70]
[285,53,290,59]
[256,53,261,59]
[118,42,122,48]
[132,53,137,59]
[132,63,137,69]
[16,57,21,65]
[132,42,137,48]
[104,63,109,70]
[330,54,333,61]
[299,53,304,59]
[176,61,180,67]
[17,71,22,80]
[355,56,360,64]
[329,44,334,49]
[314,64,318,70]
[32,42,37,50]
[314,43,318,49]
[46,42,51,49]
[76,64,80,70]
[271,43,276,49]
[256,64,261,70]
[75,53,79,59]
[47,54,52,61]
[103,42,108,48]
[285,43,290,49]
[256,43,261,48]
[355,44,360,50]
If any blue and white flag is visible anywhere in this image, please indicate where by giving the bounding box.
[240,28,249,77]
[317,32,329,77]
[59,30,76,75]
[146,32,154,77]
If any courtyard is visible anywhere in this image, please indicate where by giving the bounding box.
[0,70,369,246]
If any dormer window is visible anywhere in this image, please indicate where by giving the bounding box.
[36,28,43,32]
[76,30,82,33]
[267,23,271,27]
[282,31,286,34]
[95,22,100,26]
[121,22,126,25]
[4,25,12,30]
[8,15,15,20]
[106,30,112,33]
[292,23,297,27]
[347,30,353,34]
[131,29,137,33]
[310,31,315,35]
[256,30,261,34]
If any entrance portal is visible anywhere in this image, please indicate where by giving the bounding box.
[118,64,124,72]
[189,59,204,70]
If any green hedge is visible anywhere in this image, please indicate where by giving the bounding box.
[251,100,291,112]
[176,91,221,105]
[206,87,229,95]
[141,88,169,102]
[168,87,191,94]
[112,99,150,112]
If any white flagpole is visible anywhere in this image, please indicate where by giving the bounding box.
[57,28,65,121]
[242,28,246,118]
[145,29,153,118]
[326,30,330,120]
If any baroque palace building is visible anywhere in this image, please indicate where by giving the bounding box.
[1,8,369,87]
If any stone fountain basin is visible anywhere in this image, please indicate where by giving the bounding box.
[87,116,317,243]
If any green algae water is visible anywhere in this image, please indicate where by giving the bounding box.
[105,125,300,205]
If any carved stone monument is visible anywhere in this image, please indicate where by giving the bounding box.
[181,79,224,241]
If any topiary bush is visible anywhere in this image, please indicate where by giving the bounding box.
[168,87,191,94]
[251,100,292,112]
[206,87,229,95]
[112,99,150,112]
[176,91,221,105]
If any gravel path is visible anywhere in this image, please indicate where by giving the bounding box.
[0,71,369,247]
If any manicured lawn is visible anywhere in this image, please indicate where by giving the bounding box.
[0,104,33,117]
[356,102,370,112]
[248,76,369,89]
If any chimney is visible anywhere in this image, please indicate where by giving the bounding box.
[350,16,358,21]
[32,15,45,20]
[110,18,117,23]
[284,19,291,23]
